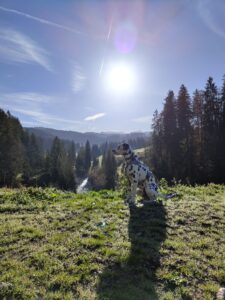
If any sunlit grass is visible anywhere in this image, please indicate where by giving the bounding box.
[0,185,224,299]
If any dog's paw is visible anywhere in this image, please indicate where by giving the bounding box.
[128,202,136,209]
[125,197,136,207]
[124,199,129,205]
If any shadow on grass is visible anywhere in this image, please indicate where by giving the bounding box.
[97,202,167,300]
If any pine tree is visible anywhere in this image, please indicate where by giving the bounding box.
[91,144,100,160]
[68,141,76,168]
[150,110,165,179]
[0,110,24,186]
[67,141,76,190]
[103,149,117,189]
[49,136,63,184]
[47,137,76,190]
[202,77,219,181]
[76,147,86,178]
[84,140,91,174]
[176,84,193,182]
[221,76,225,181]
[28,133,44,174]
[162,90,178,179]
[192,89,204,182]
[221,75,225,138]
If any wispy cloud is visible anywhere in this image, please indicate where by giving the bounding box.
[72,64,86,93]
[1,104,82,126]
[0,28,52,71]
[0,5,87,37]
[84,113,106,121]
[198,0,225,39]
[2,92,52,103]
[132,115,152,123]
[0,92,81,126]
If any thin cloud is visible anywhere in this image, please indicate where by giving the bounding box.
[132,115,152,123]
[2,92,53,104]
[0,28,52,71]
[72,64,86,93]
[1,104,82,126]
[0,105,52,125]
[0,5,87,37]
[0,92,82,126]
[198,0,225,39]
[84,113,106,121]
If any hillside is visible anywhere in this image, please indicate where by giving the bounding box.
[26,127,149,145]
[0,185,225,299]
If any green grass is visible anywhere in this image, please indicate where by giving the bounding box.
[0,185,224,299]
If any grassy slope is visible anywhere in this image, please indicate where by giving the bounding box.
[0,185,224,300]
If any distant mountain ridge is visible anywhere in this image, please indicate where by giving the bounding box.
[26,127,149,145]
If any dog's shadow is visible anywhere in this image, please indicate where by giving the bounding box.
[97,202,167,300]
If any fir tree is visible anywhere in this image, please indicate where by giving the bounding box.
[202,77,219,181]
[176,84,193,182]
[162,90,178,178]
[103,149,117,190]
[76,147,86,178]
[84,140,91,174]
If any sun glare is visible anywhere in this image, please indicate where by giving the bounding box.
[104,63,136,95]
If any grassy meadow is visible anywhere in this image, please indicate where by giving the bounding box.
[0,185,225,299]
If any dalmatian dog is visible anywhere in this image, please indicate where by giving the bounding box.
[112,143,175,205]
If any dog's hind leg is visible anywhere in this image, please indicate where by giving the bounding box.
[144,181,158,201]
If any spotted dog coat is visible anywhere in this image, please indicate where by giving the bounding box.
[112,143,159,205]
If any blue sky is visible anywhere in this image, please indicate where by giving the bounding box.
[0,0,225,132]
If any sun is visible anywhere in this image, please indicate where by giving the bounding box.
[104,63,136,95]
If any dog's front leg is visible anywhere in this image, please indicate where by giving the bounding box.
[124,183,131,205]
[128,181,138,205]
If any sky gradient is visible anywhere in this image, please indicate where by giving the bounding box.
[0,0,225,132]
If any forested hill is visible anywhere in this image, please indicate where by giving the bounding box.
[0,108,148,189]
[26,127,149,146]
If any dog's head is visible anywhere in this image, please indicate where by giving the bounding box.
[112,143,131,156]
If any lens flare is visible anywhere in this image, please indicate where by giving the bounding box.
[114,21,138,53]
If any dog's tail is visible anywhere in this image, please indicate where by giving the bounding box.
[158,192,178,199]
[166,192,178,199]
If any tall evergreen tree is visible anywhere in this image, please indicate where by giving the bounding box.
[49,136,63,184]
[68,141,76,168]
[76,147,86,178]
[162,90,178,178]
[192,89,204,182]
[84,140,91,174]
[202,77,219,181]
[48,137,76,190]
[176,84,193,182]
[220,76,225,181]
[0,110,24,186]
[91,144,100,160]
[103,149,117,190]
[28,133,44,173]
[150,110,165,179]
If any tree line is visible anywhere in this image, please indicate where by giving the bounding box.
[150,76,225,184]
[3,74,223,191]
[0,109,120,190]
